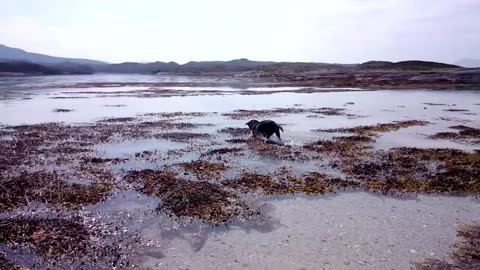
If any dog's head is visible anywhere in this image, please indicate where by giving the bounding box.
[245,119,259,130]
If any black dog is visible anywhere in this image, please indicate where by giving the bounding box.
[246,119,283,140]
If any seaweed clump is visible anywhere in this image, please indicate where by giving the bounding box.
[180,160,228,179]
[222,107,355,120]
[316,120,429,135]
[0,218,90,259]
[223,173,290,195]
[416,223,480,269]
[304,135,374,158]
[0,253,22,270]
[160,181,241,224]
[222,110,276,120]
[223,172,359,195]
[304,135,375,170]
[453,224,480,264]
[125,170,254,224]
[143,112,206,118]
[347,147,480,194]
[430,125,480,144]
[137,120,199,129]
[0,171,112,211]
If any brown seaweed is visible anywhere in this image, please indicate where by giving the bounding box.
[223,171,359,195]
[0,218,90,259]
[125,170,256,224]
[430,125,480,144]
[180,160,228,180]
[315,120,429,135]
[0,171,112,211]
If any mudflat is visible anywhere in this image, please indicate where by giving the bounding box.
[1,74,479,269]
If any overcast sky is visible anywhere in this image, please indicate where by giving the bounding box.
[1,0,479,64]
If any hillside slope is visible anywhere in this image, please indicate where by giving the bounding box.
[0,44,105,65]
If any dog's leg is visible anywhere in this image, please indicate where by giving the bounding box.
[252,129,259,139]
[264,133,271,143]
[275,129,281,140]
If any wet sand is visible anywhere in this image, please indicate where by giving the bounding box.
[150,193,480,270]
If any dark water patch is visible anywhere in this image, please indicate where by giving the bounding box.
[423,102,447,106]
[98,117,137,123]
[154,132,211,142]
[104,104,127,107]
[49,96,90,99]
[80,156,127,164]
[217,127,250,137]
[201,147,244,157]
[225,138,249,144]
[444,109,470,112]
[52,108,74,113]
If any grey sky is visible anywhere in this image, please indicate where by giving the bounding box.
[1,0,479,64]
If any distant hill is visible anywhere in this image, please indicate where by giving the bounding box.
[93,61,180,74]
[171,58,275,73]
[0,61,94,75]
[455,58,480,68]
[359,60,459,70]
[92,59,275,74]
[0,44,469,75]
[256,62,345,73]
[0,61,61,75]
[46,62,94,74]
[0,44,105,65]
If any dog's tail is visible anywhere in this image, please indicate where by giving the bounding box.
[275,123,284,140]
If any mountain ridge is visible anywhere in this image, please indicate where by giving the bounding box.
[0,44,467,75]
[0,44,106,65]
